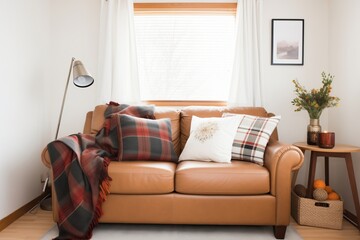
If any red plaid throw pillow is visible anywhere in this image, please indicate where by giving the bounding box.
[117,114,178,162]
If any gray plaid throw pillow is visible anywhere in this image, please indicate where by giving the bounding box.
[223,113,281,165]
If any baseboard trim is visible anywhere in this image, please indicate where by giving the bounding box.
[0,191,49,231]
[344,209,358,228]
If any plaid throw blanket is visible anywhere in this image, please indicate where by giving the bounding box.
[48,102,155,239]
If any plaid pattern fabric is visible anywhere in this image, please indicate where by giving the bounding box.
[48,134,111,240]
[117,114,178,162]
[48,102,155,239]
[96,103,155,157]
[223,113,280,165]
[104,101,155,119]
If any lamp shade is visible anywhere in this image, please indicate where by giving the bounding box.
[72,60,94,87]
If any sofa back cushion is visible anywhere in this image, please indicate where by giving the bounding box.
[85,105,182,156]
[85,105,277,157]
[180,106,277,151]
[154,108,181,156]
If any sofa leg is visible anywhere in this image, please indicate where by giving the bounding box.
[273,225,287,239]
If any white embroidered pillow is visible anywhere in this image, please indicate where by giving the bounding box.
[179,115,241,163]
[223,113,281,165]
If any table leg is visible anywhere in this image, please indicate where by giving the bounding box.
[345,153,360,229]
[325,156,329,186]
[306,151,318,198]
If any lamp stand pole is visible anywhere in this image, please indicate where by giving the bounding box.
[40,57,75,211]
[55,57,75,140]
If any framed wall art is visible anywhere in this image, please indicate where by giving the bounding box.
[271,19,304,65]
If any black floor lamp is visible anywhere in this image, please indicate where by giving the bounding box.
[40,57,94,211]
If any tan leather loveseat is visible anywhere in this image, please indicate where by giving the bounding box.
[42,105,304,239]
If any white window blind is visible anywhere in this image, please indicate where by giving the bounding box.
[134,11,236,101]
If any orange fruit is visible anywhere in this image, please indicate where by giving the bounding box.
[324,185,333,193]
[313,179,326,189]
[328,192,340,200]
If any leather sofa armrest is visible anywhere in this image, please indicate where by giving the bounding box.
[41,147,51,169]
[264,140,304,225]
[264,140,304,196]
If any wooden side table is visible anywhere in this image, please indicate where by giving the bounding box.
[293,142,360,229]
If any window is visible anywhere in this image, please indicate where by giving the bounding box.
[134,3,237,103]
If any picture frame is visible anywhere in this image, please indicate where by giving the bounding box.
[271,19,304,65]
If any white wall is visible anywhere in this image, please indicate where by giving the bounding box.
[328,0,360,215]
[0,0,50,219]
[261,0,329,185]
[0,0,100,220]
[46,0,101,139]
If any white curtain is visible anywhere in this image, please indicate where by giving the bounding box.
[228,0,263,107]
[97,0,140,104]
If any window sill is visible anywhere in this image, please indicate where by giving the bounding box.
[144,100,227,107]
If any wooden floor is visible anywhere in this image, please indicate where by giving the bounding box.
[0,208,360,239]
[290,218,360,239]
[0,208,54,240]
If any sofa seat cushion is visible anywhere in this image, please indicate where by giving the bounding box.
[108,161,177,194]
[175,160,270,195]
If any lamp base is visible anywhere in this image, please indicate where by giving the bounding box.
[40,196,52,211]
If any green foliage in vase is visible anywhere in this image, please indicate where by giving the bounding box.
[291,72,340,119]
